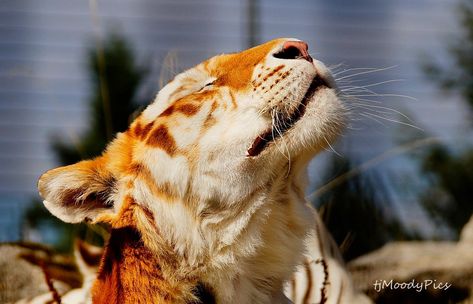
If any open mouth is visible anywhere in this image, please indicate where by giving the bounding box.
[246,75,330,157]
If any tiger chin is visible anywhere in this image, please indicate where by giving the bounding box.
[37,39,368,304]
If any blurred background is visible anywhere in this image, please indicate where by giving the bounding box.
[1,0,472,302]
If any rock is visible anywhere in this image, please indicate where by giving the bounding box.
[460,215,473,244]
[348,216,473,303]
[0,243,80,303]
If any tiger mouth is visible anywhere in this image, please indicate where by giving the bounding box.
[246,75,330,157]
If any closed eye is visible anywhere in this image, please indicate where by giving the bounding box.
[204,80,215,88]
[197,80,216,92]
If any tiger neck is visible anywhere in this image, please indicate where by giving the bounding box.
[91,227,211,304]
[194,168,310,303]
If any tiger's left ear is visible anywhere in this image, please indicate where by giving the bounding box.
[38,157,117,224]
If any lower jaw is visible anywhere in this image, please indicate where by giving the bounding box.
[247,82,327,158]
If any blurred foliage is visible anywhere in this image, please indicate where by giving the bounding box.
[420,0,473,236]
[24,34,147,251]
[314,156,417,261]
[419,145,473,236]
[24,199,75,252]
[24,200,107,252]
[422,0,473,112]
[53,34,147,164]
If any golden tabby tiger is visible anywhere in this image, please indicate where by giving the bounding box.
[37,38,370,304]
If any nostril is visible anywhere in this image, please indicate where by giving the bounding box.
[273,41,313,63]
[274,46,301,60]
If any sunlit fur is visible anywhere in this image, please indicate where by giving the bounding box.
[37,38,352,303]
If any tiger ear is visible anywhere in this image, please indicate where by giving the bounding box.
[37,158,117,224]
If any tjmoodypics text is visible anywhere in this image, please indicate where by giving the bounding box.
[373,279,451,293]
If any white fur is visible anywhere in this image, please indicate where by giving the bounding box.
[38,39,369,303]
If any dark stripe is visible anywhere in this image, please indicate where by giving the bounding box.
[314,218,331,303]
[291,274,297,302]
[39,260,62,304]
[303,259,313,304]
[189,282,216,304]
[146,124,177,156]
[315,258,329,304]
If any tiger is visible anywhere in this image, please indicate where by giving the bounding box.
[13,240,102,304]
[36,38,371,304]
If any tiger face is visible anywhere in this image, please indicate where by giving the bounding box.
[37,38,345,302]
[134,38,344,210]
[149,38,343,161]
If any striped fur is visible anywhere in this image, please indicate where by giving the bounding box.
[284,211,372,304]
[35,38,368,303]
[14,241,102,304]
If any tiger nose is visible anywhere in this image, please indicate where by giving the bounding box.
[274,41,313,63]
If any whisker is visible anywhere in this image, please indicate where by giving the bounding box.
[349,102,414,122]
[343,96,384,104]
[347,93,417,101]
[359,112,389,127]
[327,63,346,72]
[361,112,423,130]
[335,65,398,81]
[271,110,291,166]
[349,79,404,88]
[323,136,342,156]
[340,87,380,97]
[339,83,389,96]
[307,137,440,200]
[271,106,294,176]
[332,66,392,77]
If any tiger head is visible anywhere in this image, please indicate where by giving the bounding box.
[38,38,345,263]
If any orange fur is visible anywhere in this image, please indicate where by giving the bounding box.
[206,39,283,90]
[92,227,196,304]
[146,125,178,155]
[92,198,198,304]
[160,102,202,117]
[37,38,354,303]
